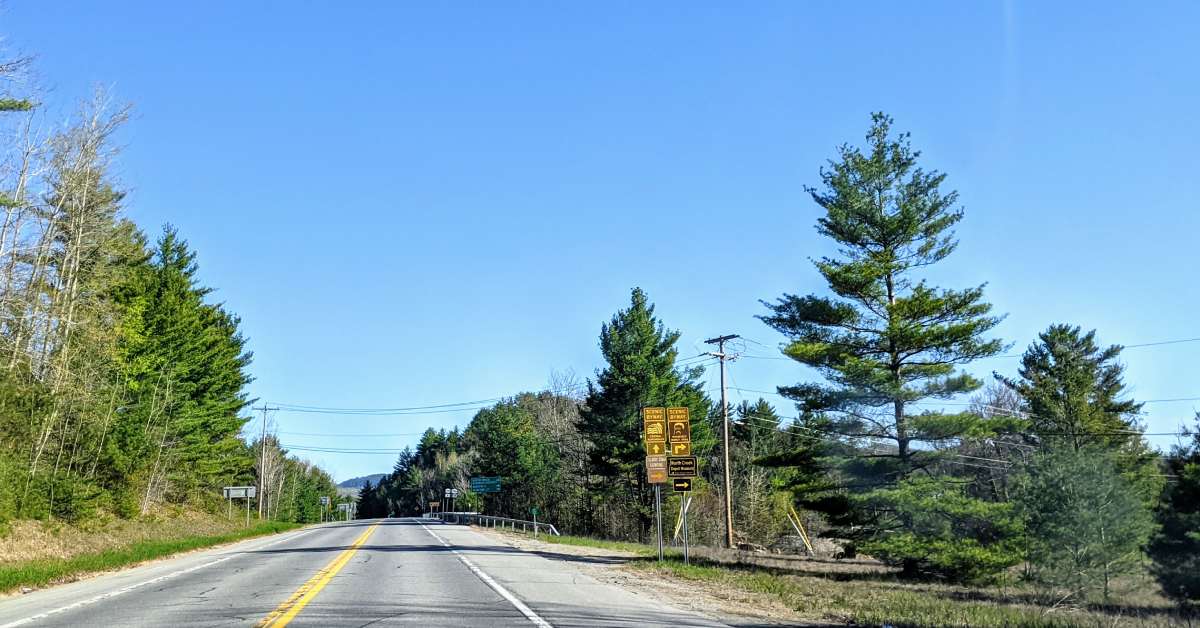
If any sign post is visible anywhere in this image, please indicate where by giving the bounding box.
[643,407,667,562]
[665,408,696,563]
[655,484,663,561]
[223,486,256,527]
[682,494,691,565]
[672,479,693,565]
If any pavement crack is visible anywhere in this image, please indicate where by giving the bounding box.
[355,611,405,627]
[193,586,218,598]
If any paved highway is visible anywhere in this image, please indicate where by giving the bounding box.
[0,518,729,627]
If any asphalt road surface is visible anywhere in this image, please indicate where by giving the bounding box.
[0,518,730,627]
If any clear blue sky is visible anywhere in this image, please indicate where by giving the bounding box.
[5,2,1197,481]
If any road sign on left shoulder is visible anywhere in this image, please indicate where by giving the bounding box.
[673,478,692,492]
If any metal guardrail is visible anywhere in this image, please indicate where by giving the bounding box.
[431,511,560,536]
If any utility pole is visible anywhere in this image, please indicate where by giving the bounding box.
[705,334,739,549]
[252,405,278,519]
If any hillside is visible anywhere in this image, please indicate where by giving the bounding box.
[337,474,386,489]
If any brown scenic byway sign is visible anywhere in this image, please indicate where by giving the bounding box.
[672,478,692,492]
[667,407,690,443]
[646,455,668,484]
[668,456,697,478]
[670,441,691,456]
[643,407,667,455]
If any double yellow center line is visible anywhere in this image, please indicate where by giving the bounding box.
[257,523,379,627]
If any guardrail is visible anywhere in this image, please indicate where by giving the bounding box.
[431,511,560,536]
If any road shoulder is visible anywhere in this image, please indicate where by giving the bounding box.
[467,525,816,627]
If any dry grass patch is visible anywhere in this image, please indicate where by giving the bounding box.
[0,506,256,564]
[629,559,1186,628]
[0,515,299,594]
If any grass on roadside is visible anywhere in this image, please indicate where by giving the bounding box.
[0,520,300,594]
[631,559,1182,628]
[532,533,658,556]
[485,527,1186,626]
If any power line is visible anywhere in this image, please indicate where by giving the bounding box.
[279,430,427,438]
[729,386,1198,411]
[270,355,712,418]
[740,335,1200,362]
[736,409,1195,440]
[1125,337,1200,349]
[283,444,409,454]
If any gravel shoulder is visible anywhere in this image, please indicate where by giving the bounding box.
[471,526,833,627]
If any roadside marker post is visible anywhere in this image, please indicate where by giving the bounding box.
[682,494,691,565]
[643,407,667,562]
[665,409,696,564]
[655,484,663,562]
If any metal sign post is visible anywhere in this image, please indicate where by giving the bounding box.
[655,484,663,562]
[643,407,668,563]
[671,479,692,564]
[683,495,691,565]
[223,486,256,527]
[662,407,696,564]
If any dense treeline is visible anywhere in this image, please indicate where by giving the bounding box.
[0,49,336,524]
[363,114,1199,610]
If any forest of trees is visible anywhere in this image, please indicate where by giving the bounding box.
[0,47,337,525]
[361,115,1200,610]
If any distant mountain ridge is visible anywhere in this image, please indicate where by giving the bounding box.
[337,473,386,489]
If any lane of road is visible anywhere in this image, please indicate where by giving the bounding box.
[0,518,728,627]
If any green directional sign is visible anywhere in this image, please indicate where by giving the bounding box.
[469,476,502,493]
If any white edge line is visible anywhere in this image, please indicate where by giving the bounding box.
[418,519,553,628]
[0,527,318,628]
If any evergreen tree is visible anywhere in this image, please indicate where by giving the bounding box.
[578,287,711,540]
[111,227,252,508]
[465,398,558,520]
[759,113,1013,580]
[1016,446,1155,603]
[1148,414,1200,607]
[999,324,1142,450]
[999,325,1162,504]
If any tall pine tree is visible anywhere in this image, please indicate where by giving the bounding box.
[579,288,711,541]
[110,226,252,510]
[759,113,1014,580]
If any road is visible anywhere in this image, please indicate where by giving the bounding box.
[0,518,729,627]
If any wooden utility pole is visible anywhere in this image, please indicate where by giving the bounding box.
[705,334,739,549]
[253,405,278,518]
